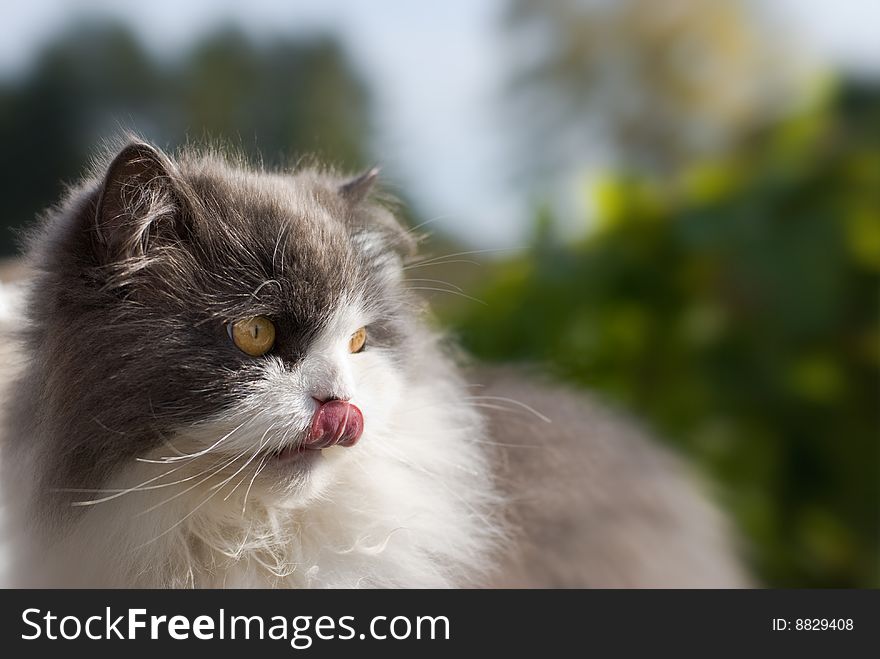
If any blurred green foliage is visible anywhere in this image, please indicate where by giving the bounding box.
[0,24,371,256]
[445,83,880,587]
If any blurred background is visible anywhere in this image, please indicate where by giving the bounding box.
[0,0,877,587]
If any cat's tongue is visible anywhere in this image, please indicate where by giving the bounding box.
[306,400,364,449]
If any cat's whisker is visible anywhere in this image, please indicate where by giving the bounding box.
[134,443,255,517]
[403,214,451,235]
[65,438,265,507]
[66,422,258,506]
[137,435,275,549]
[406,286,488,306]
[464,396,552,424]
[159,437,192,458]
[65,463,230,505]
[224,459,262,505]
[404,247,521,269]
[404,277,466,293]
[62,461,191,506]
[137,418,251,464]
[466,402,554,425]
[220,425,277,500]
[241,458,269,516]
[403,258,482,271]
[466,438,543,449]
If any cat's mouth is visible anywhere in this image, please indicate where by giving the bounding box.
[264,400,364,463]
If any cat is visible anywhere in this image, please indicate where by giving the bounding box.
[0,138,749,587]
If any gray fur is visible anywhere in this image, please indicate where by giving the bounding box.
[476,367,750,587]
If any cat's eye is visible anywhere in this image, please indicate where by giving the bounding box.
[229,316,276,357]
[349,327,367,354]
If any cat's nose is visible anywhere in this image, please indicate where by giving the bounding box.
[305,399,364,449]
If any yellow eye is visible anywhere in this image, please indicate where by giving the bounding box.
[349,327,367,354]
[229,316,276,357]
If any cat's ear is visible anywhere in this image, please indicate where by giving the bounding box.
[338,166,380,204]
[94,141,185,263]
[338,167,418,260]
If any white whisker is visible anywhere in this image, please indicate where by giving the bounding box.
[134,444,253,517]
[405,247,521,269]
[406,286,487,305]
[465,396,552,423]
[220,425,277,499]
[137,418,251,464]
[404,277,466,293]
[241,457,268,516]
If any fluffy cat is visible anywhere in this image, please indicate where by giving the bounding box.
[0,139,748,588]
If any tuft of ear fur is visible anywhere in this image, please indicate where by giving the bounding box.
[338,167,418,261]
[94,141,185,264]
[338,166,380,204]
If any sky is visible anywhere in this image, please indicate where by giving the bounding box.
[0,0,878,248]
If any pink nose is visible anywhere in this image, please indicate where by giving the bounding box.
[305,400,364,449]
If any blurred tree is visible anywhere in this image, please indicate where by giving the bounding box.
[447,82,880,587]
[0,23,372,256]
[180,29,369,167]
[504,0,810,180]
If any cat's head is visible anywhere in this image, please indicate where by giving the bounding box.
[28,139,436,509]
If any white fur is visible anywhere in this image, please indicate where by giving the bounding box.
[1,296,504,588]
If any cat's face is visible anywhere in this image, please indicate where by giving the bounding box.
[31,141,421,507]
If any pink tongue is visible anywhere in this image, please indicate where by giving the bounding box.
[306,400,364,449]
